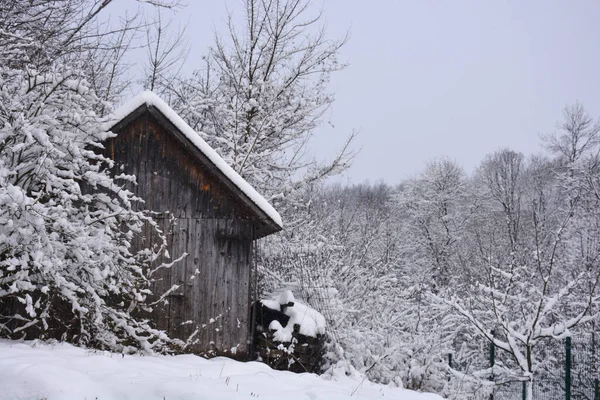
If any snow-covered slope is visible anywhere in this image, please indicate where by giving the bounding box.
[0,340,443,400]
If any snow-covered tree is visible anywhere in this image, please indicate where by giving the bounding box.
[164,0,355,212]
[396,158,478,290]
[0,0,180,353]
[440,121,600,399]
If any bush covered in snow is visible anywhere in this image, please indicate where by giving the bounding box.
[0,0,176,353]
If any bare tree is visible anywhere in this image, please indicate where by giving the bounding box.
[478,149,525,252]
[545,102,600,165]
[84,13,141,114]
[143,9,188,92]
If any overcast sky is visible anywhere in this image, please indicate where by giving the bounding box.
[107,0,600,184]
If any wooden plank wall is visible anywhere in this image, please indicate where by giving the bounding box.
[106,111,256,359]
[107,112,258,221]
[159,218,253,359]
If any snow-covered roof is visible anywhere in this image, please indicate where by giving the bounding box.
[105,91,282,229]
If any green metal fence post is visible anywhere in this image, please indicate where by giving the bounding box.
[566,336,572,400]
[490,330,495,367]
[594,331,599,400]
[490,330,495,400]
[522,381,526,400]
[448,353,452,369]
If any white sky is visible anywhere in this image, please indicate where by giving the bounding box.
[105,0,600,184]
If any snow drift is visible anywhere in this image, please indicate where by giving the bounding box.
[0,340,443,400]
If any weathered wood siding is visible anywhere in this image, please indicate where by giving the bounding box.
[105,110,258,359]
[107,110,258,220]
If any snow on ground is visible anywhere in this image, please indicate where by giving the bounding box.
[0,340,443,400]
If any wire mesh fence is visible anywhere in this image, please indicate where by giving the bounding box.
[570,334,600,400]
[255,241,341,343]
[451,334,600,400]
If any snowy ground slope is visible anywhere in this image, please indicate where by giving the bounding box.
[0,340,443,400]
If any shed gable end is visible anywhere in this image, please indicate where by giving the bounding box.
[105,108,262,225]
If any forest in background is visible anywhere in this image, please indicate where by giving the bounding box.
[1,1,599,399]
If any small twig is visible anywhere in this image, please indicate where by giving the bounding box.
[350,376,367,397]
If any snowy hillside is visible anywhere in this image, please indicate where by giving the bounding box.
[0,340,442,400]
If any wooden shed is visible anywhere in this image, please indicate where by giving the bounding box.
[104,92,282,359]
